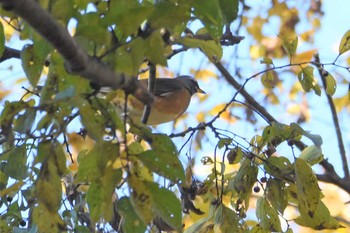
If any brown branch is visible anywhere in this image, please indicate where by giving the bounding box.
[0,0,153,105]
[213,62,276,124]
[314,54,349,180]
[0,46,21,62]
[141,62,156,124]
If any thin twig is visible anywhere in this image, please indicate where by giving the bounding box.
[314,54,349,180]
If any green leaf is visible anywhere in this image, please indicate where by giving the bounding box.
[294,201,343,230]
[76,141,119,183]
[136,134,184,183]
[145,30,168,66]
[127,174,153,224]
[227,147,243,164]
[21,42,51,87]
[260,57,274,65]
[51,0,74,23]
[338,29,350,55]
[298,66,321,95]
[115,38,146,75]
[147,182,182,233]
[178,36,223,62]
[325,72,337,96]
[75,12,110,46]
[214,204,239,232]
[4,145,27,180]
[295,158,321,219]
[266,178,288,214]
[233,159,258,210]
[54,86,76,101]
[148,1,191,29]
[218,0,239,24]
[261,71,278,88]
[217,138,232,149]
[79,103,106,141]
[87,181,113,223]
[0,21,5,57]
[184,215,214,233]
[116,197,147,233]
[106,1,154,36]
[13,108,36,134]
[281,36,298,57]
[32,205,63,233]
[299,145,323,165]
[256,197,282,232]
[193,0,224,38]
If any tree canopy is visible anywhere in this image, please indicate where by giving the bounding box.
[0,0,350,232]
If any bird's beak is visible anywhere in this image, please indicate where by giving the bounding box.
[197,88,206,94]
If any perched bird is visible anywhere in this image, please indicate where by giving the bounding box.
[111,75,205,125]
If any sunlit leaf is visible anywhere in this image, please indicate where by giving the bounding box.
[256,197,282,232]
[214,204,239,232]
[178,37,223,62]
[294,201,343,230]
[193,0,223,38]
[281,36,298,57]
[299,145,323,165]
[295,158,321,219]
[184,215,214,233]
[324,72,337,96]
[338,29,350,55]
[298,66,321,95]
[266,178,288,214]
[128,174,153,224]
[260,57,273,65]
[261,71,278,88]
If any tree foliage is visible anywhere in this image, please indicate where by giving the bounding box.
[0,0,350,232]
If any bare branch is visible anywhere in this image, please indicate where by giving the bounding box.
[0,0,153,105]
[314,54,349,180]
[141,62,156,124]
[213,62,276,124]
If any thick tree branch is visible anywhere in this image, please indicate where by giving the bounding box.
[314,54,350,180]
[0,46,21,62]
[0,0,153,105]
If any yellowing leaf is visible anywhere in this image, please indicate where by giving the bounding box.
[293,49,317,65]
[128,174,153,224]
[339,29,350,55]
[295,158,321,219]
[261,71,278,88]
[256,197,282,232]
[299,145,323,165]
[325,72,337,96]
[281,35,298,57]
[260,57,273,65]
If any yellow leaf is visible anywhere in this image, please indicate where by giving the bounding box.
[339,29,350,55]
[293,49,317,66]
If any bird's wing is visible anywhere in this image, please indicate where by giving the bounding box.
[139,78,184,96]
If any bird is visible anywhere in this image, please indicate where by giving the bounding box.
[110,75,205,125]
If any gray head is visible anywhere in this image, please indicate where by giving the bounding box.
[175,75,206,95]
